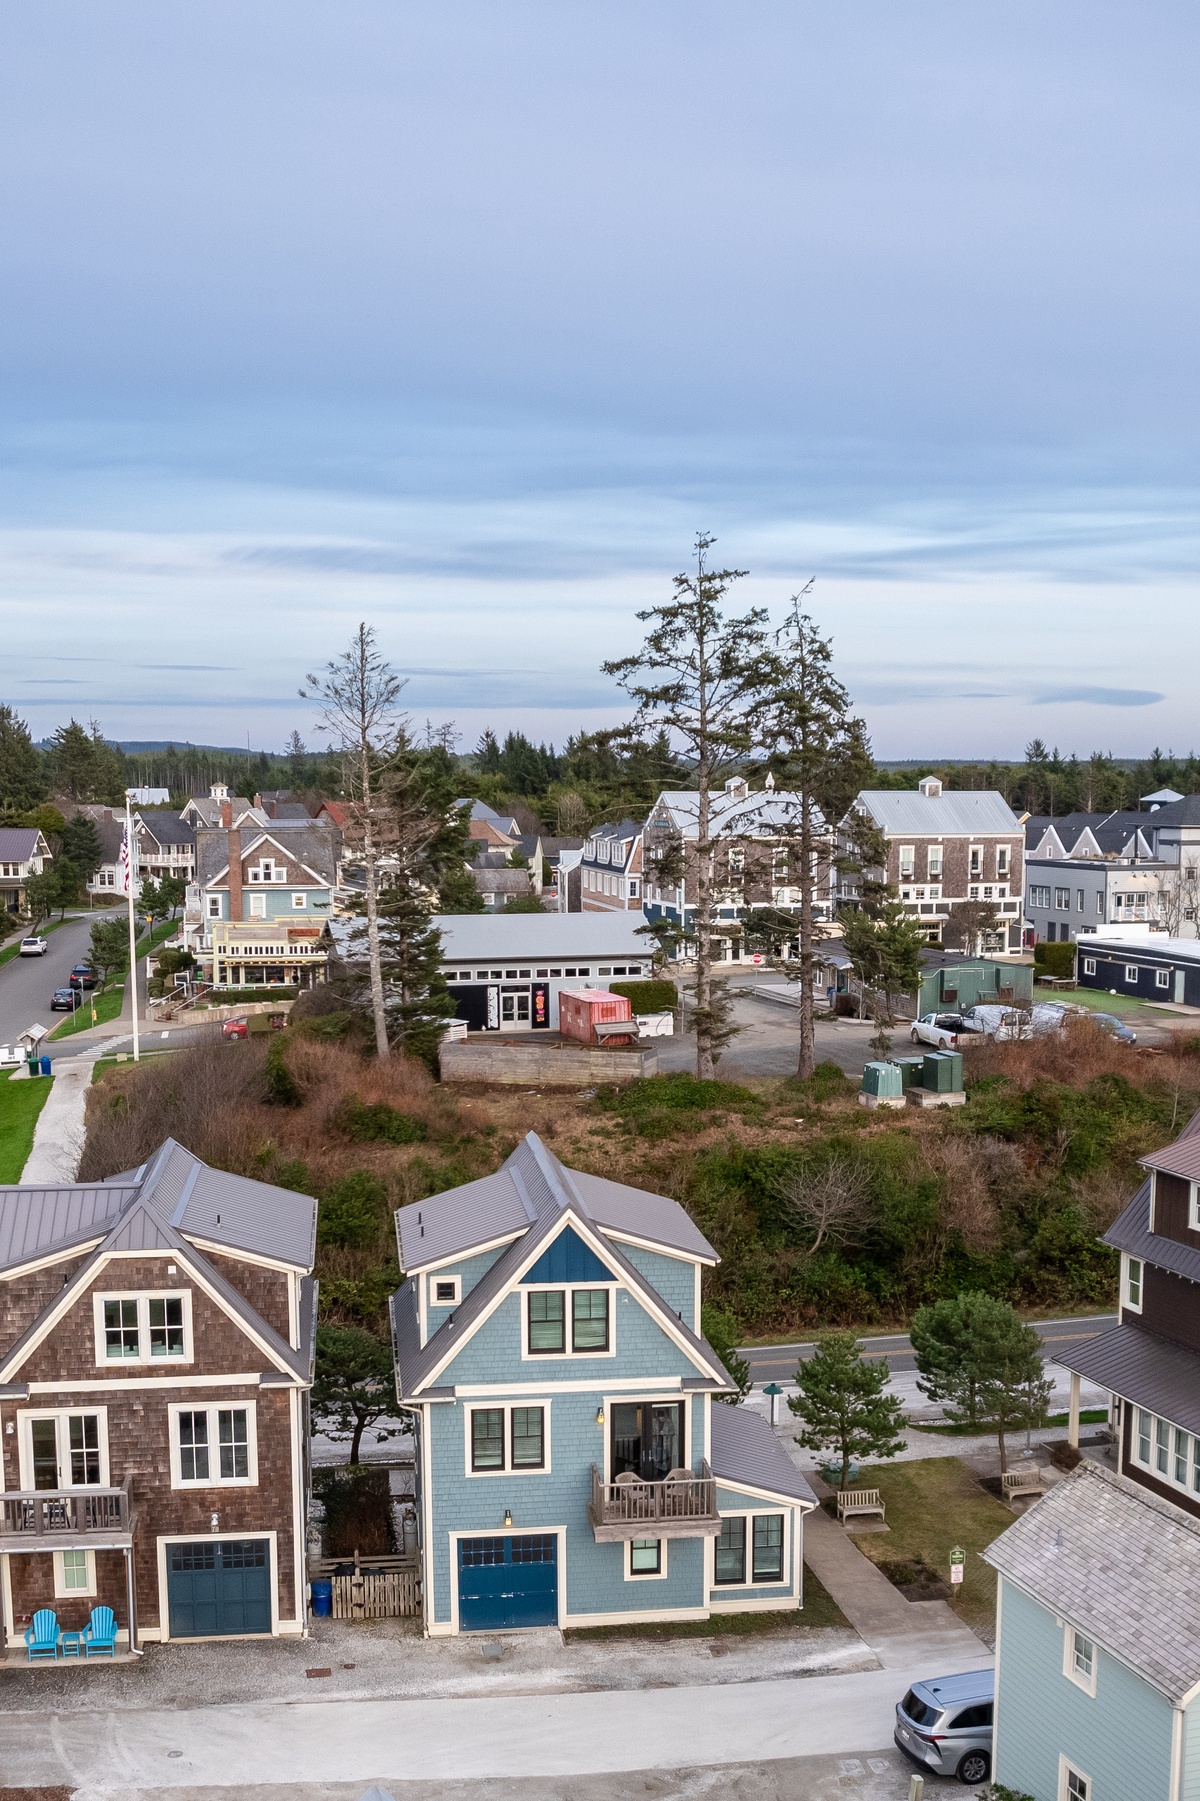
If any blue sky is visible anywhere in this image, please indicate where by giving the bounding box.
[3,3,1200,758]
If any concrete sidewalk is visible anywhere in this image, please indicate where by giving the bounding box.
[20,1049,102,1181]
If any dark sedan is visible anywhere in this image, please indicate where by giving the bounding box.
[68,964,98,990]
[50,987,81,1012]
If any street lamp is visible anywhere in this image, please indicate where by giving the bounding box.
[763,1382,784,1428]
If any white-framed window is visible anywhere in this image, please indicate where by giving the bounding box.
[997,846,1010,876]
[969,845,982,876]
[54,1548,97,1598]
[1190,1182,1200,1232]
[465,1402,550,1476]
[291,892,307,909]
[714,1512,788,1585]
[1124,1255,1142,1312]
[429,1273,461,1308]
[1030,884,1051,909]
[93,1292,191,1366]
[522,1285,617,1359]
[627,1537,667,1580]
[1063,1622,1097,1695]
[18,1409,109,1490]
[249,892,267,917]
[1125,964,1139,983]
[898,846,915,877]
[1083,958,1096,976]
[168,1402,258,1487]
[1133,1406,1200,1496]
[207,895,222,918]
[1156,968,1170,988]
[1076,889,1084,913]
[1096,891,1104,915]
[1055,887,1071,910]
[628,879,639,898]
[1058,1755,1091,1801]
[927,846,943,878]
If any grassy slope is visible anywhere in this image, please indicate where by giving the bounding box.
[0,1068,52,1181]
[849,1456,1014,1635]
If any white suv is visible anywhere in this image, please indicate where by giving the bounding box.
[18,936,48,957]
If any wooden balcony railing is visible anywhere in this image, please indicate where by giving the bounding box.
[588,1460,722,1541]
[0,1475,134,1544]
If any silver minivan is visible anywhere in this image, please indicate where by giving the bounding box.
[894,1668,994,1785]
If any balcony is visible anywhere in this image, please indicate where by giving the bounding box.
[0,1476,135,1552]
[588,1461,722,1542]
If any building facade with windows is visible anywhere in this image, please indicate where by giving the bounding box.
[392,1133,816,1634]
[183,814,338,988]
[430,914,655,1032]
[840,778,1024,949]
[0,827,52,915]
[1076,933,1200,1008]
[577,820,645,915]
[0,1139,317,1650]
[981,1103,1200,1800]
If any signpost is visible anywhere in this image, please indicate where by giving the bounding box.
[763,1382,783,1427]
[949,1545,966,1586]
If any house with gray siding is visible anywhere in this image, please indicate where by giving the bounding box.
[391,1133,815,1634]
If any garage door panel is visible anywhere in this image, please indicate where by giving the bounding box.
[168,1539,271,1638]
[458,1534,557,1631]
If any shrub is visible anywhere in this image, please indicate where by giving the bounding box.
[337,1100,428,1145]
[608,980,678,1015]
[595,1072,759,1119]
[1034,940,1075,980]
[311,1466,395,1557]
[264,1036,302,1107]
[319,1170,389,1250]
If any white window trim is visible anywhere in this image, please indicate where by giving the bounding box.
[898,845,915,876]
[1082,957,1096,976]
[1189,1182,1200,1233]
[291,893,307,909]
[54,1547,97,1599]
[1058,1754,1092,1801]
[601,1391,692,1484]
[1063,1621,1098,1696]
[1122,1253,1143,1314]
[155,1531,278,1642]
[167,1400,259,1488]
[625,1536,669,1581]
[711,1506,792,1589]
[207,895,222,918]
[92,1291,193,1368]
[463,1399,552,1478]
[17,1408,110,1490]
[969,844,984,875]
[428,1273,462,1309]
[520,1283,620,1362]
[249,893,267,918]
[1125,963,1139,983]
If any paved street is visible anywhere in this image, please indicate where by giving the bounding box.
[0,909,120,1049]
[743,1314,1117,1386]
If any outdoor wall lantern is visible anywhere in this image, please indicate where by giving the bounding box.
[503,1508,513,1528]
[595,1407,605,1426]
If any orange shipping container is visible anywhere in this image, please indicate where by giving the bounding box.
[557,987,634,1047]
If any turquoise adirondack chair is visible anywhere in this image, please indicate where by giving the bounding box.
[24,1609,59,1660]
[83,1606,118,1657]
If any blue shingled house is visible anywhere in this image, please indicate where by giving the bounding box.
[390,1133,816,1634]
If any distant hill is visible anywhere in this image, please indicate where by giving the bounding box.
[35,739,274,755]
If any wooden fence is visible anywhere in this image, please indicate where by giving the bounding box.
[310,1552,421,1620]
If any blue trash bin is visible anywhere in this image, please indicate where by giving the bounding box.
[39,1056,52,1076]
[311,1579,332,1617]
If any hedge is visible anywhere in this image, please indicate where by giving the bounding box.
[1034,941,1076,980]
[608,979,678,1014]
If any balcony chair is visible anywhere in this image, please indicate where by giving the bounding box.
[83,1606,119,1657]
[24,1609,60,1661]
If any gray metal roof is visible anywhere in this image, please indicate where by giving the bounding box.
[1141,1139,1200,1184]
[854,790,1022,836]
[1060,1321,1200,1434]
[0,1186,134,1273]
[1105,1180,1200,1286]
[569,1170,718,1263]
[709,1405,818,1506]
[430,913,650,962]
[0,827,44,860]
[649,789,826,840]
[983,1461,1200,1702]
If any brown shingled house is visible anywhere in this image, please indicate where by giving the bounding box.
[0,1141,317,1653]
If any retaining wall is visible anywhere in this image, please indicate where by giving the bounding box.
[438,1040,658,1087]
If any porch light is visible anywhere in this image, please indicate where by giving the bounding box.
[595,1407,604,1426]
[503,1509,512,1528]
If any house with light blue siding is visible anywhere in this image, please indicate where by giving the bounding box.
[983,1462,1200,1801]
[390,1133,816,1634]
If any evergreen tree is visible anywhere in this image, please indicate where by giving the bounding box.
[46,719,124,802]
[911,1293,1052,1472]
[51,856,79,919]
[88,918,129,986]
[838,898,924,1021]
[475,729,502,773]
[788,1331,906,1488]
[0,705,46,811]
[311,1325,400,1464]
[61,812,103,883]
[701,1303,752,1401]
[22,869,58,926]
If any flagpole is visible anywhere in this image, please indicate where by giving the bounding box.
[125,790,140,1063]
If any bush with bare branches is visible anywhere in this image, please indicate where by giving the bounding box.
[774,1155,875,1256]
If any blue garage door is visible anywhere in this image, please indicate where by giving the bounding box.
[458,1534,557,1631]
[168,1539,272,1637]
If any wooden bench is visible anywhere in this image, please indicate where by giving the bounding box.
[1002,1468,1046,1501]
[836,1487,885,1522]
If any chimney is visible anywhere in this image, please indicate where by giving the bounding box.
[227,827,243,921]
[220,801,232,829]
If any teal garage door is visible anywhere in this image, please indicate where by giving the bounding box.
[167,1539,272,1637]
[458,1534,557,1631]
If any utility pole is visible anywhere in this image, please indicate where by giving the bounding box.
[123,790,140,1063]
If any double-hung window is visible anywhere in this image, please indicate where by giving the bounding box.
[171,1403,256,1487]
[752,1514,785,1581]
[572,1290,609,1351]
[1059,1760,1090,1801]
[715,1514,786,1584]
[1124,1256,1142,1311]
[1064,1623,1097,1695]
[95,1293,189,1365]
[468,1404,547,1474]
[526,1288,611,1356]
[715,1518,746,1584]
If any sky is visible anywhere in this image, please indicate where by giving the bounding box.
[3,3,1200,760]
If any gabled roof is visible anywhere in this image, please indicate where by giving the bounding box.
[709,1404,817,1507]
[135,811,196,848]
[391,1134,727,1399]
[983,1461,1200,1703]
[0,827,47,861]
[1104,1178,1200,1286]
[650,789,826,839]
[852,789,1021,836]
[1139,795,1200,828]
[203,828,334,890]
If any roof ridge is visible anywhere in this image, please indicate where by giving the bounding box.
[524,1133,590,1218]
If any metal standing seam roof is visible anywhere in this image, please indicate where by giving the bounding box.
[649,790,826,839]
[854,790,1022,836]
[1104,1180,1200,1286]
[0,827,45,860]
[1059,1321,1200,1436]
[1141,1139,1200,1184]
[709,1404,818,1507]
[1084,934,1200,965]
[428,913,651,962]
[0,1187,135,1273]
[983,1460,1200,1703]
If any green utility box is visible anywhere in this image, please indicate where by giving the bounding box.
[923,1050,964,1093]
[862,1061,904,1099]
[896,1057,927,1089]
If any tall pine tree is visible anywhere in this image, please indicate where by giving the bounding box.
[0,706,46,811]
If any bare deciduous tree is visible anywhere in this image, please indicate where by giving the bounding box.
[1150,862,1200,938]
[776,1157,874,1256]
[303,624,407,1059]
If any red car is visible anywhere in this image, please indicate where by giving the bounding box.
[222,1018,249,1040]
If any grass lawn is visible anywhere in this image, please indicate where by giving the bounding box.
[1034,983,1147,1016]
[850,1457,1014,1636]
[0,1068,52,1181]
[919,1408,1108,1437]
[49,984,124,1039]
[564,1562,848,1640]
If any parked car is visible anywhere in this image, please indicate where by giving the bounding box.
[50,987,79,1012]
[222,1018,249,1040]
[1061,1006,1137,1045]
[910,1012,969,1049]
[18,935,48,956]
[894,1668,994,1785]
[962,1001,1067,1043]
[68,964,98,990]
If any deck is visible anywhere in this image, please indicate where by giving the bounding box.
[588,1461,722,1542]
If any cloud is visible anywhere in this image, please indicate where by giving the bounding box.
[1032,686,1165,708]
